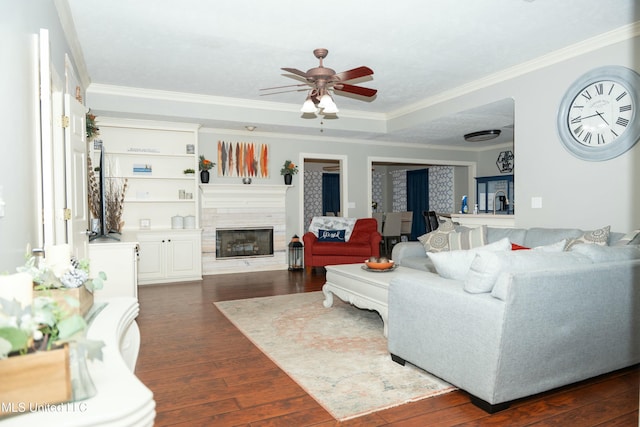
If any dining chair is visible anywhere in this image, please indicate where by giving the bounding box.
[422,210,439,232]
[400,211,413,240]
[372,212,384,234]
[382,212,402,256]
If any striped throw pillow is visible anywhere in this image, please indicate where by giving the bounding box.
[448,225,487,251]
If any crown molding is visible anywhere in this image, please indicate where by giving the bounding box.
[87,83,386,121]
[54,0,91,89]
[199,126,507,152]
[389,21,640,119]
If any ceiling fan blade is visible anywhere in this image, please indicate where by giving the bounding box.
[333,66,374,82]
[334,83,377,98]
[259,88,309,96]
[281,67,308,78]
[260,83,309,91]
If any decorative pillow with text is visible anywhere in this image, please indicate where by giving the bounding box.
[317,229,346,242]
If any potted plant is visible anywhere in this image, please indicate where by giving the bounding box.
[0,247,107,409]
[183,168,195,176]
[280,160,298,185]
[20,244,106,317]
[199,155,215,183]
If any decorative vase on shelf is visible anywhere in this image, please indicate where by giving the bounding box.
[200,170,210,184]
[284,173,292,185]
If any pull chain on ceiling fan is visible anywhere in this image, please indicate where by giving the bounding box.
[260,48,377,117]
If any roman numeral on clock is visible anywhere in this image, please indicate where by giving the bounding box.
[616,117,629,127]
[619,105,632,112]
[595,83,604,95]
[616,91,628,102]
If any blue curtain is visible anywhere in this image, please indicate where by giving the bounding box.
[407,169,429,239]
[322,173,340,215]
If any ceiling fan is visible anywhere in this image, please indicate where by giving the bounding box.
[260,48,377,113]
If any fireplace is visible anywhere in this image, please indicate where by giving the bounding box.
[216,227,274,259]
[200,184,291,275]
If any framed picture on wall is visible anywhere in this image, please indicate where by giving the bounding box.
[217,140,269,178]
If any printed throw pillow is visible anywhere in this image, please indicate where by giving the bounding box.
[565,225,610,250]
[417,217,456,253]
[317,229,346,242]
[448,225,487,250]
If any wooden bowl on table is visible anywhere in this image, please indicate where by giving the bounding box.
[364,259,395,270]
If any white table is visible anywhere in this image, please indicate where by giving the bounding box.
[323,264,425,336]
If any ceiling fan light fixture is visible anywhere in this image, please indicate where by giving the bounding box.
[321,103,339,114]
[464,129,501,142]
[301,98,317,113]
[317,94,335,109]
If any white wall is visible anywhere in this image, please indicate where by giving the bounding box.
[511,37,639,230]
[0,0,78,271]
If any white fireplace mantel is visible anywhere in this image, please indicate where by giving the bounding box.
[199,184,291,209]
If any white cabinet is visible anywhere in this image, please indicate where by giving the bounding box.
[93,118,203,285]
[137,229,202,285]
[89,240,139,298]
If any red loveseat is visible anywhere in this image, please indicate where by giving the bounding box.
[302,218,382,273]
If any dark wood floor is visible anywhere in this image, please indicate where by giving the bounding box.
[134,270,639,426]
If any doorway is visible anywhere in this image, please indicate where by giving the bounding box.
[368,157,476,229]
[299,154,348,233]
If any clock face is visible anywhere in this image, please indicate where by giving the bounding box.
[557,66,640,161]
[567,80,633,147]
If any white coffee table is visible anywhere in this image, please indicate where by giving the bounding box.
[323,263,424,336]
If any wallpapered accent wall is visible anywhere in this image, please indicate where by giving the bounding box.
[303,166,455,231]
[304,170,324,229]
[389,167,455,213]
[428,166,455,213]
[372,171,384,212]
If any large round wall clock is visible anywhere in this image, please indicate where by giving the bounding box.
[557,65,640,161]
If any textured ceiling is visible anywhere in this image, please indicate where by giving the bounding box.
[64,0,639,147]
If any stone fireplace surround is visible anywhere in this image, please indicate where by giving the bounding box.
[199,184,291,275]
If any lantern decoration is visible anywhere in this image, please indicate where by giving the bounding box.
[288,235,304,271]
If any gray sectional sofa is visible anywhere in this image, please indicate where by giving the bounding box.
[387,225,640,412]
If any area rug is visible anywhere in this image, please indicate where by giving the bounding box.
[214,291,455,421]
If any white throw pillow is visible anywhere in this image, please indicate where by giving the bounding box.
[448,225,487,251]
[464,250,593,294]
[427,237,511,280]
[532,239,567,252]
[614,229,640,246]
